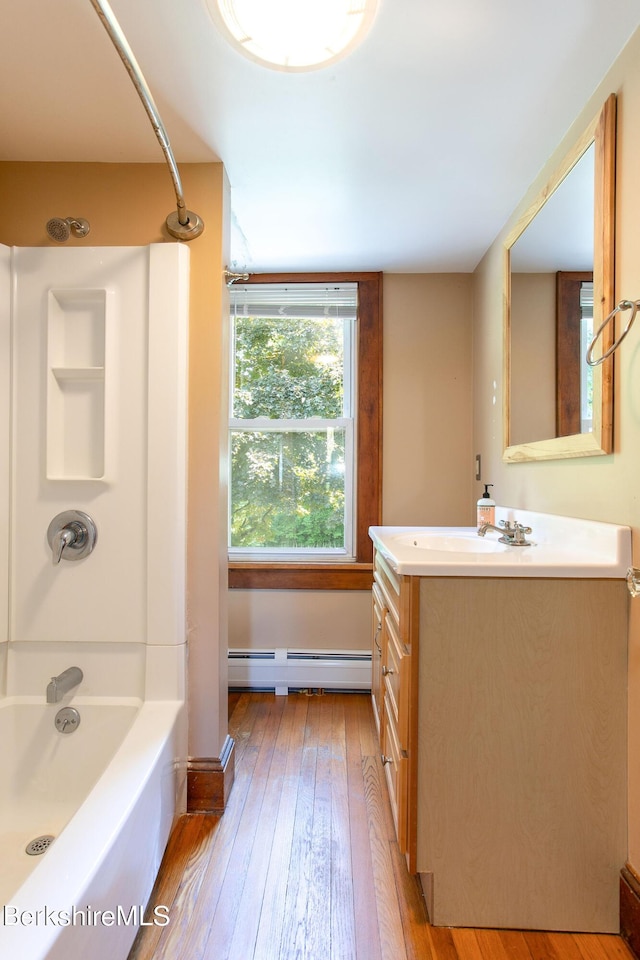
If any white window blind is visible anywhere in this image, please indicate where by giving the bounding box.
[229,282,358,319]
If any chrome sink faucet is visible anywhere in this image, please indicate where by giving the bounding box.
[478,520,532,546]
[46,666,83,703]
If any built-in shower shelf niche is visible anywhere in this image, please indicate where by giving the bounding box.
[47,288,111,481]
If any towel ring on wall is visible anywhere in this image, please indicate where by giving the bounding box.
[627,567,640,597]
[586,299,640,366]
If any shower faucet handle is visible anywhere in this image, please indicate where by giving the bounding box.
[51,526,78,565]
[47,510,98,565]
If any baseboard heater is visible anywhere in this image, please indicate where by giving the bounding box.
[228,648,372,696]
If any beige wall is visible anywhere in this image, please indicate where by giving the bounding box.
[382,273,474,525]
[0,161,230,760]
[472,26,640,867]
[229,589,371,651]
[228,273,475,653]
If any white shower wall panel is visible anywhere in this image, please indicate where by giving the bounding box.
[10,245,188,646]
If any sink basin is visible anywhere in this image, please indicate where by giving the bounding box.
[394,533,507,553]
[369,512,632,578]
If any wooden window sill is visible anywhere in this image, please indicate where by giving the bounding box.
[228,562,374,590]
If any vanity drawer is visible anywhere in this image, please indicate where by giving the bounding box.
[383,613,410,751]
[382,708,407,851]
[374,551,401,626]
[372,581,386,637]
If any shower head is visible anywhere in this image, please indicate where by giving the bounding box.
[46,218,91,243]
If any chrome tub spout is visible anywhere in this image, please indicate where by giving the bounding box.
[46,667,83,704]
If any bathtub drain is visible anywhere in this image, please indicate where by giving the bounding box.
[25,835,55,856]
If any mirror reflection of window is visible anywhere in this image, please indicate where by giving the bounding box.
[556,270,593,438]
[580,281,594,433]
[509,145,595,445]
[504,94,616,462]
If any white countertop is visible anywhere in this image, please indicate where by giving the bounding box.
[369,508,632,578]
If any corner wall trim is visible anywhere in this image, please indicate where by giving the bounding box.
[621,863,640,958]
[187,736,235,813]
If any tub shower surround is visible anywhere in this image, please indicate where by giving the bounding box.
[0,243,189,960]
[8,244,188,647]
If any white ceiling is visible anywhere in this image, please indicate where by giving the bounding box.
[2,0,640,273]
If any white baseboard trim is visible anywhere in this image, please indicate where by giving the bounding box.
[228,647,372,696]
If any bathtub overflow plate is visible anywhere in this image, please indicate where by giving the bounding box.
[55,706,81,734]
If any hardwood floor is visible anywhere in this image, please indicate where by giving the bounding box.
[128,692,635,960]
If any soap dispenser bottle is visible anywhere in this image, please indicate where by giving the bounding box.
[477,484,495,529]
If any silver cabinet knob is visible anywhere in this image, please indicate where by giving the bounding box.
[47,510,97,565]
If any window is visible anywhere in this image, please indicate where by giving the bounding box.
[228,273,381,590]
[229,283,356,558]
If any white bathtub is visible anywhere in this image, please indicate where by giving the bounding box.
[0,696,185,960]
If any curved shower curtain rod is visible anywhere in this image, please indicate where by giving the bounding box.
[89,0,204,241]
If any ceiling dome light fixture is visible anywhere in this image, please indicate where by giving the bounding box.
[208,0,379,72]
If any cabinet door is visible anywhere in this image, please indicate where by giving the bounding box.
[382,706,408,851]
[383,613,410,752]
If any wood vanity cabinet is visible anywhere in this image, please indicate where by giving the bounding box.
[371,548,628,933]
[372,549,419,860]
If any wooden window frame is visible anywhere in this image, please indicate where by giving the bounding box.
[556,270,593,437]
[228,271,382,590]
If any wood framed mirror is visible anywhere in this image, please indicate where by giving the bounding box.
[503,94,616,462]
